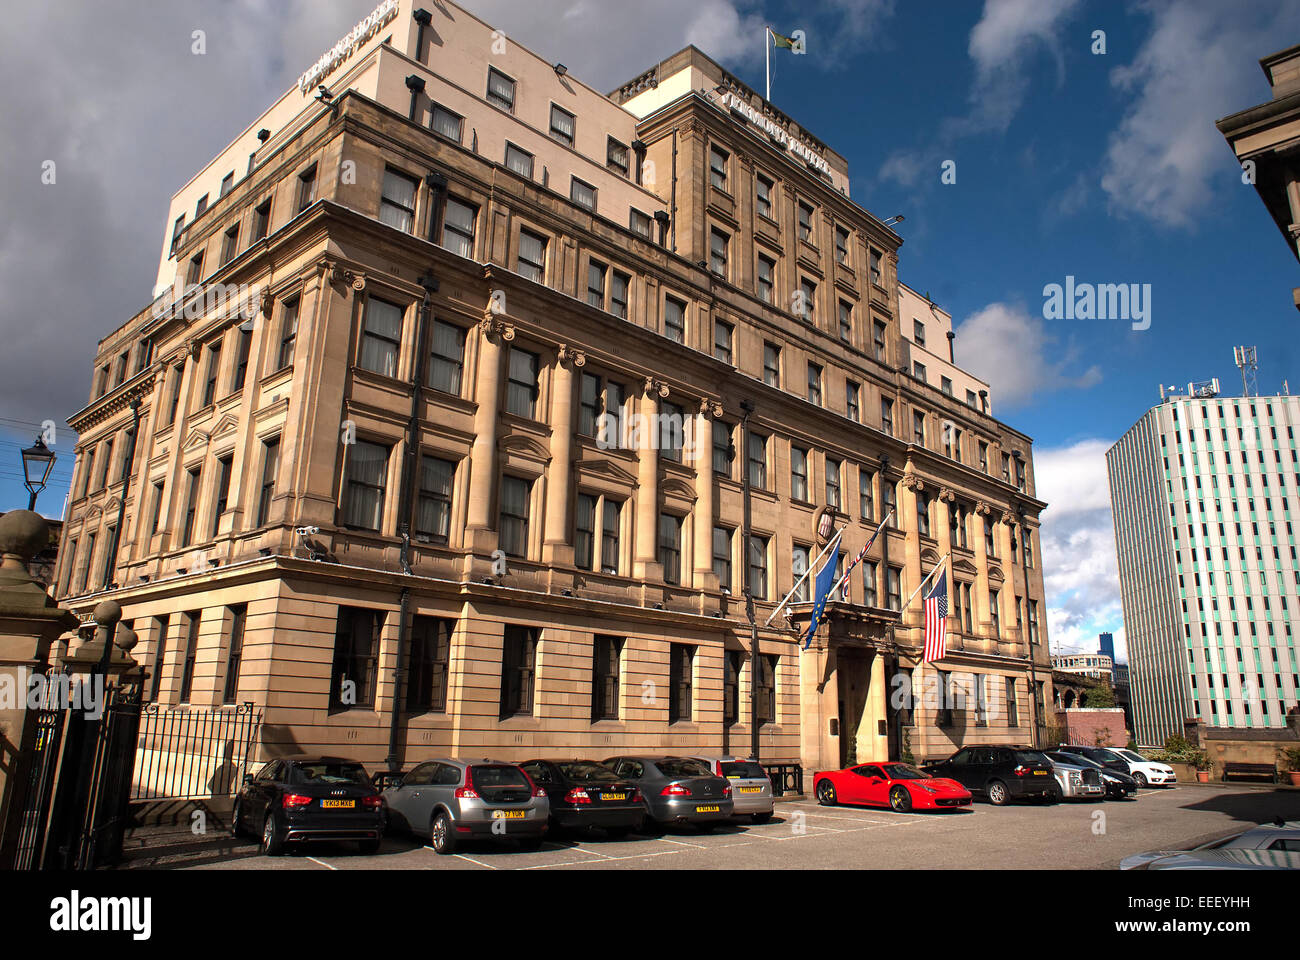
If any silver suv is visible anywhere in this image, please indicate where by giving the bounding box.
[693,756,775,822]
[382,759,550,855]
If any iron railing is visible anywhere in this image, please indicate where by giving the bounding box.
[131,701,262,801]
[764,762,804,796]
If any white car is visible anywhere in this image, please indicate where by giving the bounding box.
[1111,748,1178,787]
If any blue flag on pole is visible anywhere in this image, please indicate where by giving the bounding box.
[803,530,843,650]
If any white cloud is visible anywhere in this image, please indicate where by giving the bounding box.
[952,301,1102,409]
[1035,439,1127,661]
[1099,0,1296,229]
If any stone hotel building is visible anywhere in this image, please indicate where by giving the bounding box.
[54,0,1052,774]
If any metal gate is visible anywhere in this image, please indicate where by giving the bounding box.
[131,702,262,801]
[10,708,67,870]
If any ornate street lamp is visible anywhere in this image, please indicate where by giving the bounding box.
[21,436,57,511]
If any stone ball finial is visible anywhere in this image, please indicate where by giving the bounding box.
[0,510,50,562]
[93,599,122,628]
[115,623,139,653]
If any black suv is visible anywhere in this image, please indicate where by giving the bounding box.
[923,746,1058,805]
[233,755,384,856]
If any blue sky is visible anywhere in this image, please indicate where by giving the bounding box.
[2,0,1296,660]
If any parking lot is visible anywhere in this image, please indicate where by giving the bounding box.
[184,782,1300,871]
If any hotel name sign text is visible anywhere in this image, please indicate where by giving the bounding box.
[722,92,832,176]
[298,0,400,94]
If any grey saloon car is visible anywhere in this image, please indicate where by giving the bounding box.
[382,758,550,854]
[603,755,734,830]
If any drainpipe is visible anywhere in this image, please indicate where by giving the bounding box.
[413,8,432,63]
[669,128,678,253]
[1017,501,1040,748]
[740,399,761,762]
[946,330,955,363]
[385,271,439,773]
[405,74,426,123]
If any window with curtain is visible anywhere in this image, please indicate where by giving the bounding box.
[427,320,465,395]
[343,441,389,530]
[359,298,403,378]
[416,455,455,545]
[499,476,532,558]
[379,168,418,233]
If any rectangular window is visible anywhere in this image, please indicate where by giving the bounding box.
[913,361,927,382]
[748,534,769,600]
[160,368,183,427]
[195,194,209,218]
[202,341,222,406]
[807,362,823,406]
[256,436,279,527]
[873,320,887,361]
[1005,676,1018,726]
[181,467,201,547]
[863,560,878,606]
[714,319,733,363]
[913,411,926,444]
[756,655,777,724]
[669,645,694,723]
[610,271,629,319]
[629,208,652,239]
[276,298,299,370]
[607,137,630,177]
[77,533,95,594]
[710,228,728,277]
[186,252,204,286]
[709,145,729,191]
[576,493,597,571]
[724,651,742,724]
[407,616,452,713]
[487,67,516,111]
[416,456,455,545]
[148,480,165,537]
[222,605,246,705]
[220,172,234,197]
[712,526,732,590]
[505,347,540,418]
[170,215,185,257]
[713,422,732,477]
[220,225,239,267]
[211,455,232,538]
[941,376,953,397]
[499,625,538,718]
[748,433,767,489]
[147,614,169,702]
[839,300,853,342]
[859,470,874,520]
[791,446,809,501]
[991,590,1001,637]
[664,296,685,343]
[342,440,389,531]
[659,513,683,585]
[835,225,850,265]
[660,401,684,463]
[825,457,842,510]
[763,342,780,387]
[549,104,576,145]
[428,319,465,395]
[505,142,534,179]
[886,566,902,611]
[100,525,118,587]
[798,201,814,243]
[431,103,463,142]
[441,198,476,258]
[232,326,252,391]
[600,500,620,575]
[251,198,271,242]
[359,297,403,378]
[757,254,775,304]
[913,320,926,347]
[799,278,817,321]
[917,494,931,537]
[869,247,883,285]
[296,165,317,213]
[592,635,623,721]
[570,177,597,212]
[517,229,546,282]
[756,174,774,219]
[331,607,381,710]
[177,611,201,704]
[846,380,861,421]
[791,544,811,602]
[499,476,532,558]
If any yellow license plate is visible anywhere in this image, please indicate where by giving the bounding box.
[738,787,762,794]
[491,810,526,819]
[603,793,627,801]
[696,805,720,813]
[320,799,355,809]
[1033,770,1047,775]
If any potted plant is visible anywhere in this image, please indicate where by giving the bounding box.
[1193,751,1212,783]
[1280,746,1300,787]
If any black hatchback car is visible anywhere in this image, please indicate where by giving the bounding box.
[923,746,1057,805]
[518,759,646,836]
[233,755,384,856]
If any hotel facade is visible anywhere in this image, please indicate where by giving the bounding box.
[54,0,1052,775]
[1107,391,1300,747]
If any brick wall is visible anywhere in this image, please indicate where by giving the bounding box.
[1053,708,1128,747]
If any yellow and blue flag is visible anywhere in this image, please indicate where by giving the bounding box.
[803,529,843,650]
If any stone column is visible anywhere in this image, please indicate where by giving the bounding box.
[692,400,721,591]
[934,489,955,646]
[466,314,514,555]
[898,463,924,629]
[997,511,1019,649]
[972,503,992,639]
[861,651,890,762]
[542,345,583,566]
[0,512,81,869]
[634,378,667,581]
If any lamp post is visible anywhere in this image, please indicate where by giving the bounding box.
[21,437,57,511]
[1016,502,1039,748]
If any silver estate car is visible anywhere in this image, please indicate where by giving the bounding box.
[693,756,775,822]
[382,758,550,855]
[603,755,734,830]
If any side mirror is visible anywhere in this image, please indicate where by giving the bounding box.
[391,777,404,789]
[243,774,254,785]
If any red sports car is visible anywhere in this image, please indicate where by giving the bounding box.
[813,762,972,812]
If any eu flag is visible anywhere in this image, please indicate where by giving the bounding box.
[803,530,843,650]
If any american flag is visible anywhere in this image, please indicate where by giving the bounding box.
[922,568,948,663]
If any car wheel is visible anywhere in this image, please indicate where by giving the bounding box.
[1133,772,1148,788]
[230,800,245,838]
[260,809,284,856]
[751,812,772,824]
[357,838,380,855]
[987,780,1010,806]
[888,785,913,813]
[429,811,456,855]
[1046,784,1063,804]
[815,779,837,806]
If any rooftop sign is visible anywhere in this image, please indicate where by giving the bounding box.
[298,0,400,94]
[722,92,832,176]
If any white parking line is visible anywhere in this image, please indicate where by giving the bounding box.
[521,848,686,870]
[453,853,498,869]
[305,856,337,871]
[562,845,616,858]
[654,836,708,849]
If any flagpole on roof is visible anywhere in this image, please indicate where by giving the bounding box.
[763,525,842,626]
[765,26,771,101]
[899,553,951,618]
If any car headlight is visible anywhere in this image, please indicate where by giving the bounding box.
[917,784,936,794]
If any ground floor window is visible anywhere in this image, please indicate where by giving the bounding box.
[669,644,694,723]
[500,625,539,719]
[591,635,622,721]
[407,616,452,713]
[755,654,778,724]
[331,607,382,711]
